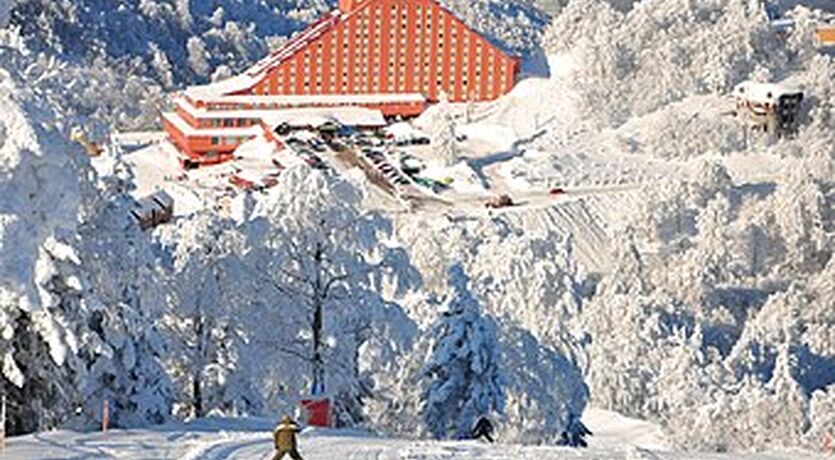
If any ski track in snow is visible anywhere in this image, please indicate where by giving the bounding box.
[4,414,824,460]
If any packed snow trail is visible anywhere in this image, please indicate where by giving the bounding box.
[3,412,824,459]
[176,430,825,460]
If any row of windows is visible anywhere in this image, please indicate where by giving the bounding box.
[200,118,258,128]
[299,35,494,63]
[276,63,509,87]
[288,49,504,78]
[210,136,250,146]
[279,57,509,83]
[270,71,506,98]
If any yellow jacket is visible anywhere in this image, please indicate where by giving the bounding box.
[274,419,300,451]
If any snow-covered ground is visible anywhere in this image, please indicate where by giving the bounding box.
[3,409,822,460]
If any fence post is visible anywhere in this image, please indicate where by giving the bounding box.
[102,400,109,433]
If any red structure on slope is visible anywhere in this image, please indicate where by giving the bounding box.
[163,0,520,166]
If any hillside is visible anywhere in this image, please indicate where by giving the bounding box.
[0,0,834,457]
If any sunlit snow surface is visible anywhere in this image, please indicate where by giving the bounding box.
[3,409,821,459]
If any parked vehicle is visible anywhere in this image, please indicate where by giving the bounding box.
[308,138,327,152]
[274,123,292,136]
[400,155,424,175]
[485,194,514,209]
[298,150,327,169]
[287,138,306,149]
[549,187,566,195]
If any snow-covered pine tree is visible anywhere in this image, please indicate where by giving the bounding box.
[771,164,829,274]
[71,153,173,428]
[420,264,504,439]
[433,92,460,167]
[186,37,210,77]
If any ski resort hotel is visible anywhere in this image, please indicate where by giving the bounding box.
[163,0,520,166]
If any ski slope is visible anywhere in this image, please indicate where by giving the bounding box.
[3,409,823,460]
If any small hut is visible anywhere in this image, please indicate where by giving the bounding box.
[732,81,804,137]
[131,191,174,230]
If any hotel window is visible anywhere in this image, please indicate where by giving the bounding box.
[210,137,220,146]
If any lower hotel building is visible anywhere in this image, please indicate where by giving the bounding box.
[162,0,520,166]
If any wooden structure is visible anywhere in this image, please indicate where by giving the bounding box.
[732,81,804,137]
[131,191,174,230]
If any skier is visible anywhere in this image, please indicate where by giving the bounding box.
[272,415,305,460]
[470,416,495,443]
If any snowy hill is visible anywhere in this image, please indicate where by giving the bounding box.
[1,0,834,456]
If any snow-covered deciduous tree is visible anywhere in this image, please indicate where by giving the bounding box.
[162,212,261,418]
[419,264,504,440]
[247,167,410,424]
[545,0,789,125]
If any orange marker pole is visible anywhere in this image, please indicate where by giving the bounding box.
[102,400,109,433]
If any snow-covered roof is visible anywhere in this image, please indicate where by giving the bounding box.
[162,112,265,138]
[262,107,386,128]
[385,122,429,141]
[235,135,281,161]
[193,93,426,106]
[151,190,175,209]
[185,74,262,101]
[732,81,801,104]
[134,190,173,217]
[288,130,319,141]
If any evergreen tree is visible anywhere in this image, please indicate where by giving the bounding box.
[433,93,460,166]
[420,264,504,439]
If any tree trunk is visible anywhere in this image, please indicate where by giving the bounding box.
[312,300,324,395]
[192,372,203,418]
[311,243,325,395]
[193,315,204,418]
